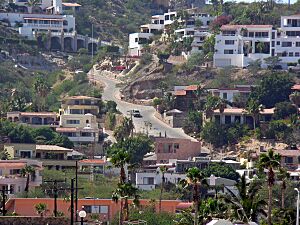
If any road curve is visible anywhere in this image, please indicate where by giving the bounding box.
[92,70,195,140]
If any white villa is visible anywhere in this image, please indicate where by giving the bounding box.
[214,15,300,67]
[1,0,99,52]
[128,8,214,57]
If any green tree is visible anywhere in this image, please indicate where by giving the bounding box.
[202,163,240,181]
[277,167,290,209]
[224,175,266,222]
[264,56,281,70]
[34,203,47,217]
[246,98,264,129]
[112,182,139,222]
[159,166,167,213]
[20,165,35,193]
[180,167,207,225]
[26,0,40,13]
[249,73,294,108]
[201,121,226,148]
[258,149,281,225]
[113,117,134,142]
[273,101,298,120]
[33,76,50,111]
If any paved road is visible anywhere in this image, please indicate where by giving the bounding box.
[92,70,195,140]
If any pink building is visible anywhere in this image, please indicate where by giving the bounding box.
[154,137,202,164]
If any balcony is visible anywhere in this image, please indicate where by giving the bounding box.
[22,23,63,28]
[68,136,97,143]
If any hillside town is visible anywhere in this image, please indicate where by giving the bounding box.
[0,0,299,224]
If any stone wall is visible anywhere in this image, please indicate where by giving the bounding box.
[0,216,70,225]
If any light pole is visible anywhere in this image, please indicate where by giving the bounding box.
[295,188,299,225]
[79,207,87,225]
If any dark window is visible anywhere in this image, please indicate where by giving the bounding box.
[225,40,234,45]
[272,41,275,47]
[272,32,275,39]
[289,52,293,57]
[285,157,293,164]
[282,42,292,47]
[223,93,228,99]
[296,52,300,57]
[225,116,231,124]
[277,41,280,45]
[224,49,234,54]
[248,32,254,37]
[234,116,241,123]
[296,42,300,47]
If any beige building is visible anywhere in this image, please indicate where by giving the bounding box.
[60,96,101,116]
[7,111,57,126]
[4,144,75,170]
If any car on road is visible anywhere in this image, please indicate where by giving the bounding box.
[127,109,142,118]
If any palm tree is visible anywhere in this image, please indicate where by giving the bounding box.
[258,149,281,225]
[159,166,167,213]
[33,77,50,112]
[26,0,40,13]
[181,167,207,225]
[20,165,35,193]
[112,182,139,223]
[245,98,264,129]
[113,117,134,142]
[193,85,206,111]
[277,167,290,209]
[224,175,267,223]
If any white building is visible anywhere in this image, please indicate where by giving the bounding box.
[214,24,274,68]
[214,15,300,68]
[136,170,185,190]
[0,159,42,196]
[128,32,153,56]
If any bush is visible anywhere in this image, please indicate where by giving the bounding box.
[139,53,153,65]
[287,62,297,67]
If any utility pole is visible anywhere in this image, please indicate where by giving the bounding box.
[44,179,66,217]
[71,178,74,225]
[1,186,11,216]
[75,161,78,222]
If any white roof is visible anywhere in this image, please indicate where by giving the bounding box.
[207,220,233,225]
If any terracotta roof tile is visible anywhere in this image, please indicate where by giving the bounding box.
[62,2,81,7]
[185,85,199,91]
[174,90,186,96]
[78,159,106,164]
[19,112,56,117]
[0,162,25,169]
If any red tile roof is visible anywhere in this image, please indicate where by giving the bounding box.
[78,159,106,164]
[0,162,25,169]
[221,24,272,30]
[20,112,56,117]
[185,85,199,91]
[275,149,300,157]
[174,90,187,96]
[176,202,193,209]
[62,2,81,7]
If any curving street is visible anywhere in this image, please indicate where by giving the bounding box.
[91,69,195,140]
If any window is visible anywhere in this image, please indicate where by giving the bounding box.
[160,20,164,24]
[286,31,300,36]
[84,205,109,214]
[66,120,80,124]
[224,49,234,54]
[285,157,293,164]
[163,143,172,153]
[143,177,154,185]
[174,143,179,149]
[255,32,268,38]
[289,52,293,57]
[248,32,254,37]
[70,109,81,114]
[272,32,275,39]
[165,15,170,20]
[296,42,300,47]
[225,40,234,45]
[282,42,292,47]
[296,52,300,57]
[272,41,275,47]
[222,93,228,99]
[234,116,241,123]
[135,38,138,42]
[86,120,89,124]
[277,41,280,45]
[225,116,231,124]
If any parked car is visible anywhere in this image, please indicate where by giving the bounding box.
[127,110,142,118]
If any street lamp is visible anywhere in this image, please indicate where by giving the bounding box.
[295,188,299,225]
[79,208,87,225]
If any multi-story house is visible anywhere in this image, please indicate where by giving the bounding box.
[7,111,57,126]
[1,0,99,51]
[214,24,274,67]
[214,15,300,68]
[154,137,202,164]
[0,159,42,196]
[57,96,101,145]
[4,143,75,170]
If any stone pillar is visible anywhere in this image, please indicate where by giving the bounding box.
[73,31,78,52]
[60,30,64,52]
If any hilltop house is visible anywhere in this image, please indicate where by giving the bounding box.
[214,15,300,68]
[56,96,101,145]
[7,111,57,126]
[1,0,99,52]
